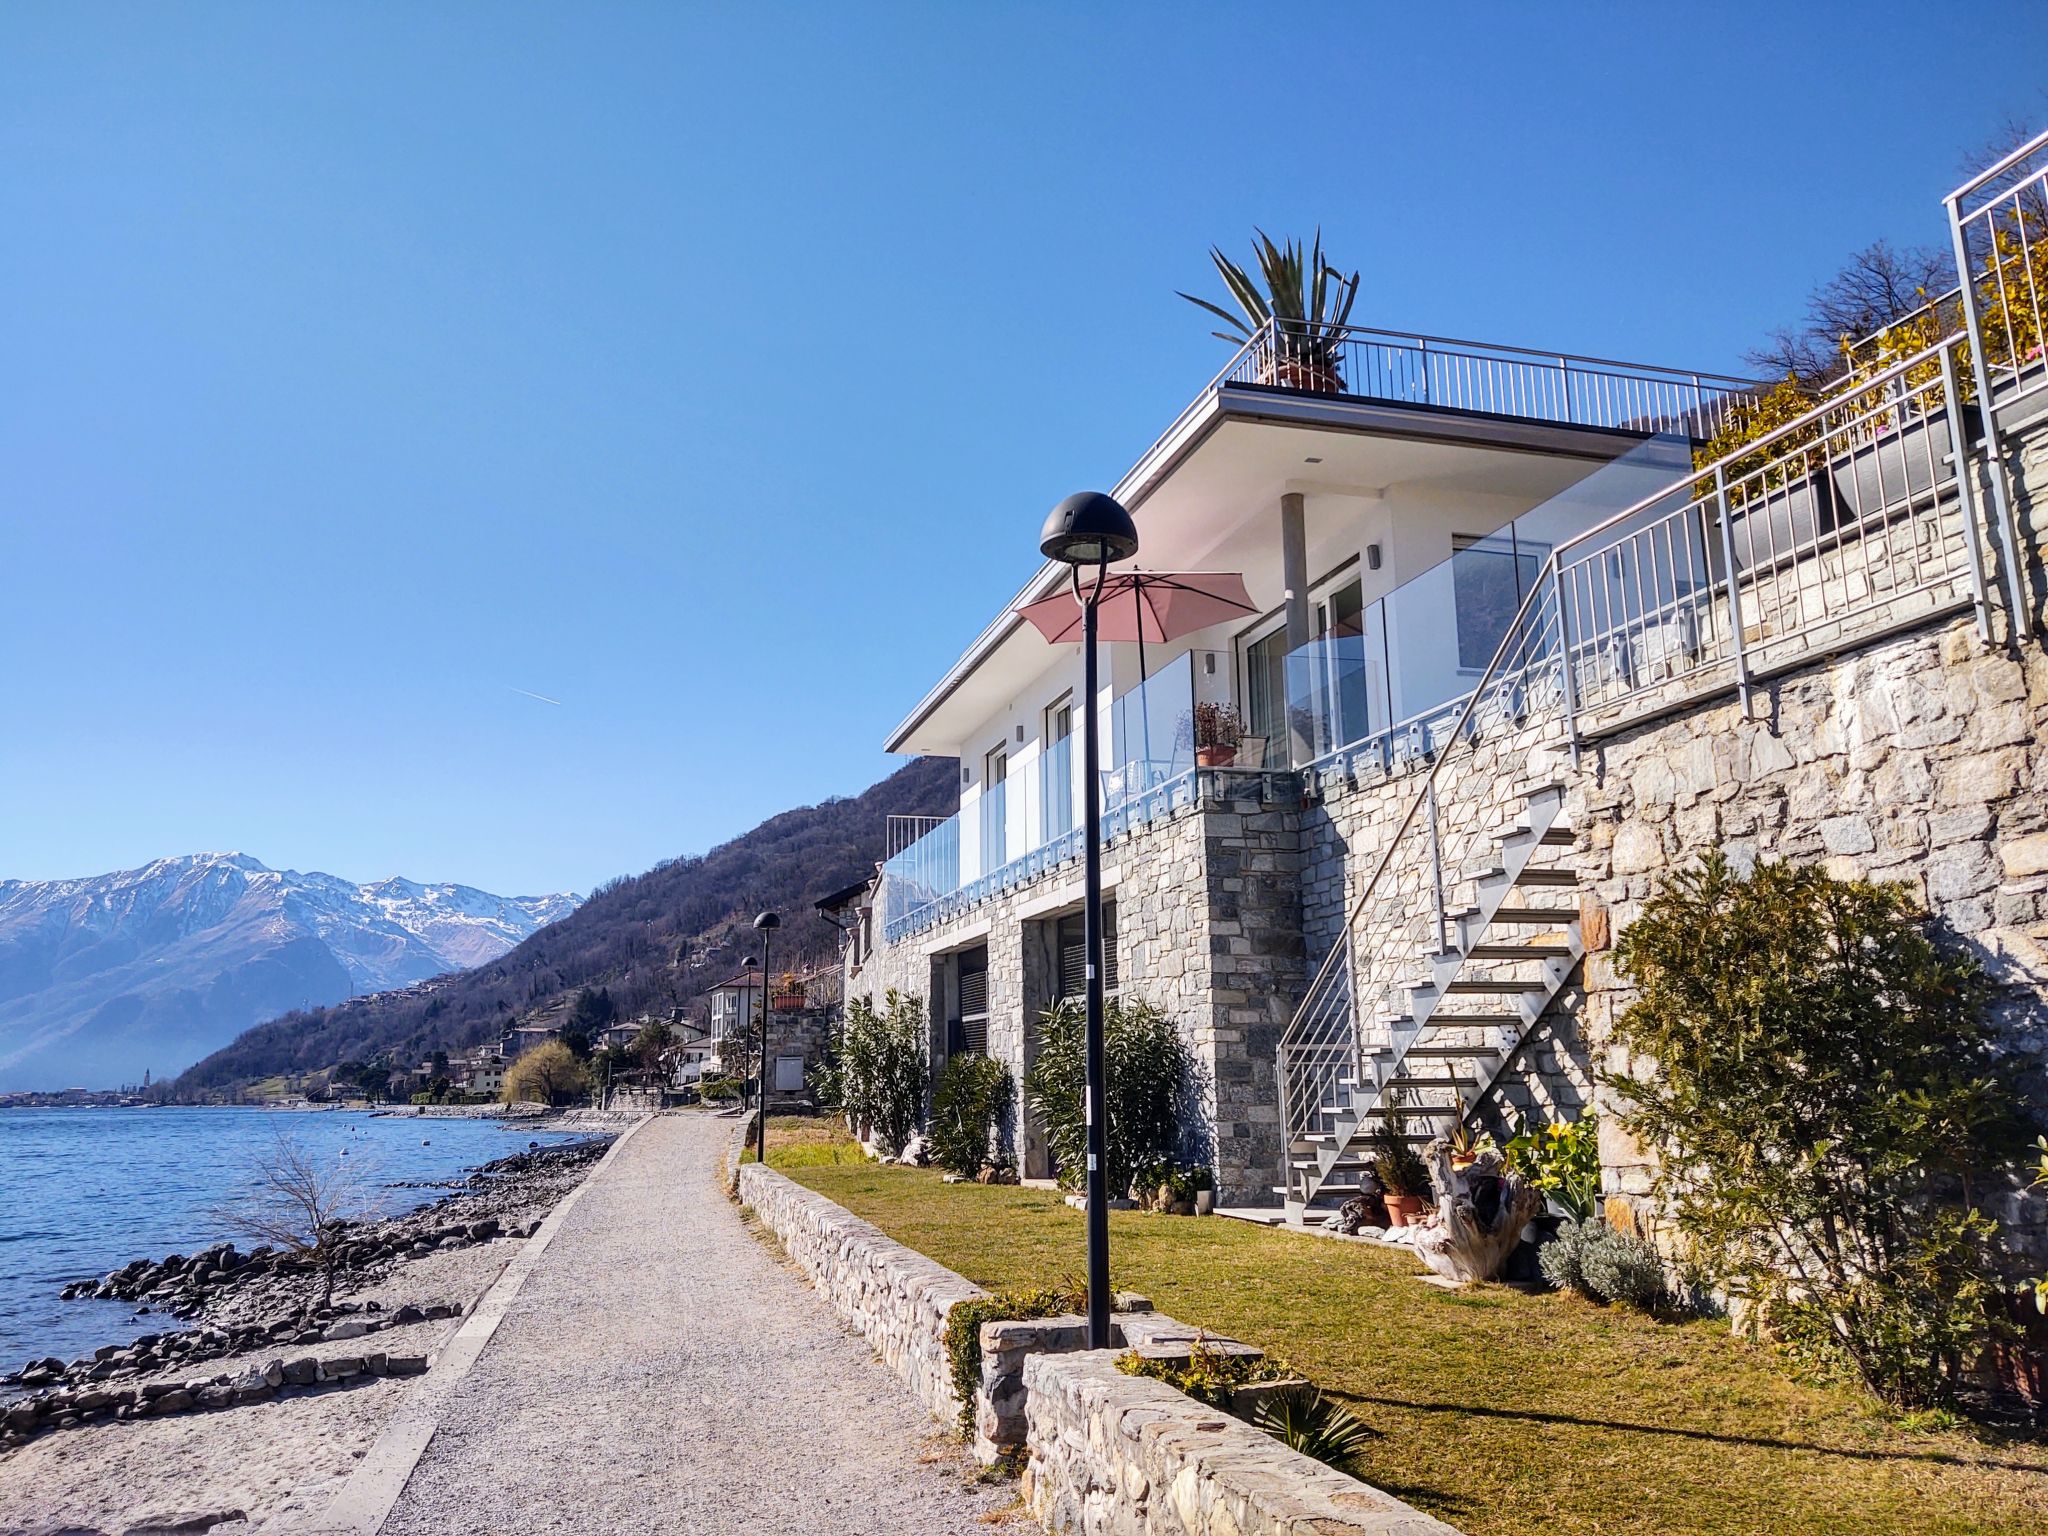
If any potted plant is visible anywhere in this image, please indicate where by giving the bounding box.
[1445,1122,1497,1172]
[1179,229,1361,395]
[1369,1106,1431,1227]
[1188,1164,1215,1216]
[1190,701,1246,768]
[771,972,805,1012]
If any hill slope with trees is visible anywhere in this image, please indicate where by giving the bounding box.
[169,757,955,1095]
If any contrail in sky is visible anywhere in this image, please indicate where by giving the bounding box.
[508,686,563,706]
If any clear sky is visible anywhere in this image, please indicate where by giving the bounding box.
[4,2,2043,897]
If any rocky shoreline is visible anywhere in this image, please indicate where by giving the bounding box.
[0,1136,612,1453]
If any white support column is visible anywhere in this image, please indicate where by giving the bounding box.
[1281,491,1312,764]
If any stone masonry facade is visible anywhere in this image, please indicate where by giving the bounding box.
[855,408,2048,1222]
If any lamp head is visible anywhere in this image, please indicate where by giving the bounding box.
[753,910,781,932]
[1040,492,1138,566]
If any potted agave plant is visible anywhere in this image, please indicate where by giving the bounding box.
[1180,229,1361,395]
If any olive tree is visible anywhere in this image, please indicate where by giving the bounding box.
[1607,853,2031,1407]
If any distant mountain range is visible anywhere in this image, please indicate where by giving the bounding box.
[170,757,959,1099]
[0,855,580,1090]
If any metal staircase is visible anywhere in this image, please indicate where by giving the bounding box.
[1273,320,2009,1227]
[1279,782,1584,1223]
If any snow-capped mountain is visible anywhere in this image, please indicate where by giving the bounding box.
[0,854,580,1090]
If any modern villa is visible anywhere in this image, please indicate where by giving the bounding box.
[846,166,2048,1227]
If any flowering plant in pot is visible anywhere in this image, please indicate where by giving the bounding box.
[1189,701,1246,768]
[1180,229,1361,395]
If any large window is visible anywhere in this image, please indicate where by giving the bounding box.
[1452,531,1546,671]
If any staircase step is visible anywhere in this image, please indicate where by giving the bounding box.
[1504,825,1576,848]
[1401,1042,1509,1058]
[1386,1074,1475,1090]
[1489,905,1578,925]
[1465,942,1575,960]
[1513,867,1579,887]
[1444,978,1550,995]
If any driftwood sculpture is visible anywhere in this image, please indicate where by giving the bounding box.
[1411,1141,1543,1284]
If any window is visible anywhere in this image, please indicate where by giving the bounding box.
[951,946,989,1055]
[1042,697,1074,839]
[982,746,1008,869]
[1241,627,1288,756]
[1452,532,1545,671]
[1054,903,1118,1002]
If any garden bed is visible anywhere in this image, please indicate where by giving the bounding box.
[761,1116,2048,1536]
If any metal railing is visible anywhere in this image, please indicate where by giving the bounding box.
[1947,125,2048,414]
[1277,331,2000,1182]
[1223,319,1755,438]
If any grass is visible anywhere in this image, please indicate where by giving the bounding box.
[759,1116,2048,1536]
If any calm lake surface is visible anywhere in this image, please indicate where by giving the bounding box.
[0,1106,583,1370]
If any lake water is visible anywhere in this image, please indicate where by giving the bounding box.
[0,1107,583,1371]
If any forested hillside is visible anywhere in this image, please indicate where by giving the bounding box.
[169,757,955,1095]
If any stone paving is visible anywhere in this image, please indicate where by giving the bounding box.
[376,1113,1007,1535]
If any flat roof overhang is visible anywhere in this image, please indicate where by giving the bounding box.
[883,384,1665,756]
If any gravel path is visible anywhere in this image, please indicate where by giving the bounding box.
[377,1114,1009,1535]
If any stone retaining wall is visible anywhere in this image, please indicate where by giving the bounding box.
[738,1160,986,1427]
[1021,1350,1464,1536]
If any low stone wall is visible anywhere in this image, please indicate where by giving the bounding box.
[738,1161,986,1427]
[979,1309,1259,1464]
[1022,1350,1464,1536]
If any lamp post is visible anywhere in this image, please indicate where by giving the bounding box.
[1038,491,1140,1349]
[753,910,780,1166]
[740,955,759,1114]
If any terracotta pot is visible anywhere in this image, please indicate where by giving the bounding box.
[1384,1193,1426,1228]
[1196,745,1237,768]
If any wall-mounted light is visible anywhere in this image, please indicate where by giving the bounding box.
[1203,653,1217,676]
[1367,544,1383,571]
[1016,724,1025,743]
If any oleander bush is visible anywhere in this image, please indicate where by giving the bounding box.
[840,990,927,1155]
[1025,997,1200,1195]
[930,1052,1013,1179]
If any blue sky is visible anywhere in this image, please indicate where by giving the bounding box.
[4,2,2043,897]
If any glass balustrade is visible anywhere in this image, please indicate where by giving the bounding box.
[882,653,1210,942]
[1282,433,1694,771]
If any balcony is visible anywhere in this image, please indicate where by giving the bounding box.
[880,653,1276,944]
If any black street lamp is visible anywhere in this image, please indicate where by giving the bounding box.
[1038,491,1140,1348]
[753,910,780,1166]
[740,955,759,1114]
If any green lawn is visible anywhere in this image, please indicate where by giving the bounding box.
[761,1117,2048,1536]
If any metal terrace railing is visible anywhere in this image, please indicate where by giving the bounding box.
[1947,125,2048,415]
[1220,319,1756,438]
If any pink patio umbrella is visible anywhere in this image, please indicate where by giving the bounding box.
[1016,569,1257,768]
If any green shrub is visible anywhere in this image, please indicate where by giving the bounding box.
[1114,1335,1295,1408]
[840,990,927,1155]
[1607,853,2030,1408]
[1024,997,1198,1194]
[1538,1217,1599,1296]
[943,1283,1083,1435]
[1578,1228,1669,1312]
[1252,1386,1377,1474]
[930,1052,1013,1178]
